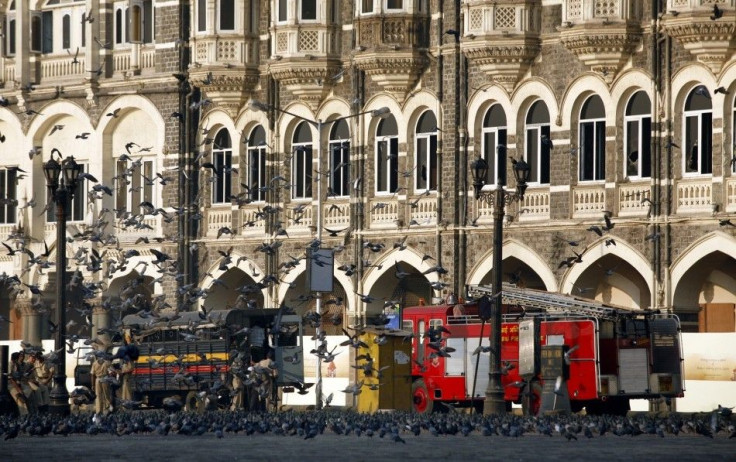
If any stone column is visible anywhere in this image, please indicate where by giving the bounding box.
[92,303,111,346]
[14,0,30,89]
[18,298,41,347]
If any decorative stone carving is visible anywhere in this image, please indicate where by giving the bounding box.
[189,68,259,116]
[462,38,540,92]
[354,52,428,98]
[268,60,342,108]
[560,22,641,83]
[664,19,735,74]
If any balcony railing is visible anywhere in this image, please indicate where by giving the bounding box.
[240,207,267,235]
[112,47,156,73]
[676,178,712,214]
[355,14,429,49]
[519,188,550,221]
[40,54,86,80]
[369,198,399,229]
[323,201,350,229]
[727,178,736,213]
[194,35,259,66]
[618,183,651,217]
[116,215,161,242]
[206,207,233,238]
[272,25,340,57]
[572,185,606,217]
[408,196,437,227]
[563,0,636,22]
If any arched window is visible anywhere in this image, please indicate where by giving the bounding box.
[415,111,437,192]
[525,101,550,185]
[579,95,606,181]
[62,14,71,49]
[212,129,233,204]
[624,91,651,178]
[376,115,398,194]
[219,0,235,31]
[247,126,267,202]
[482,104,507,186]
[684,86,713,175]
[8,16,16,55]
[292,122,313,199]
[329,120,350,197]
[116,156,155,215]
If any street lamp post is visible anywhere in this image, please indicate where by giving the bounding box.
[470,146,530,416]
[249,100,389,408]
[43,154,81,416]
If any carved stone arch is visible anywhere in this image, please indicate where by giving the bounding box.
[466,239,558,292]
[671,63,718,118]
[671,231,736,298]
[559,237,653,303]
[512,79,558,133]
[559,73,612,130]
[199,252,269,309]
[364,95,404,143]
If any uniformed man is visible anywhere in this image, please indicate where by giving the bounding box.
[32,353,53,413]
[8,352,31,416]
[91,355,113,415]
[119,355,136,402]
[229,353,245,411]
[256,351,278,411]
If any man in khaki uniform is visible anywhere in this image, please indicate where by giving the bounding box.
[9,352,32,416]
[229,354,245,411]
[119,356,136,402]
[32,353,53,413]
[91,356,113,415]
[256,352,278,411]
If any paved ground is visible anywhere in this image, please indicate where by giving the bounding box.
[3,432,733,462]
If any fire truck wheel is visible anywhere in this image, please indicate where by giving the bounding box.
[412,379,433,414]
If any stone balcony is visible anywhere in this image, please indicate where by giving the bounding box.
[559,0,642,82]
[676,178,713,214]
[190,34,260,114]
[572,184,606,218]
[461,0,541,92]
[353,14,429,98]
[663,0,736,74]
[268,25,342,107]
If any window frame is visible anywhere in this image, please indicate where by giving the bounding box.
[247,126,267,203]
[415,111,437,193]
[115,158,155,216]
[0,168,17,225]
[329,132,350,198]
[277,0,288,23]
[197,0,207,32]
[300,0,318,21]
[683,88,713,177]
[292,122,314,200]
[212,129,233,205]
[623,91,652,179]
[218,0,236,32]
[525,100,550,185]
[481,104,507,187]
[6,14,16,56]
[578,96,606,183]
[375,136,398,195]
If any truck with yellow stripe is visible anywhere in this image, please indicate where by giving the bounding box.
[122,308,303,410]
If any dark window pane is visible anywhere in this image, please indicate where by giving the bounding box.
[390,138,398,192]
[198,0,207,31]
[526,101,549,124]
[484,104,506,127]
[302,0,317,20]
[416,137,427,190]
[641,118,651,178]
[362,0,373,13]
[387,0,402,8]
[626,120,639,177]
[540,125,550,184]
[685,115,698,173]
[417,111,437,133]
[429,135,437,190]
[116,9,123,43]
[220,0,235,30]
[62,14,70,49]
[279,0,288,21]
[143,0,153,43]
[581,95,605,119]
[580,122,594,181]
[483,131,496,184]
[595,121,605,180]
[527,128,538,183]
[702,112,712,174]
[626,91,651,116]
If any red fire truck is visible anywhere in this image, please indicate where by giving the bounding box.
[402,285,684,415]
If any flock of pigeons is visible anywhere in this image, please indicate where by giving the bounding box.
[0,406,734,442]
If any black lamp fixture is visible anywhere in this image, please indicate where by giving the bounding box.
[470,146,530,204]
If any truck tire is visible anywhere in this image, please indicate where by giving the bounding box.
[412,379,433,414]
[185,391,201,413]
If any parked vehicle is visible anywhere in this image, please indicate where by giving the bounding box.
[402,285,684,415]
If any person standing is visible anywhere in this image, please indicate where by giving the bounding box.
[229,353,245,411]
[119,355,136,402]
[257,351,278,412]
[32,353,53,413]
[91,355,113,415]
[8,352,31,416]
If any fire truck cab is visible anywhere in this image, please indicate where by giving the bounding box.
[402,285,684,415]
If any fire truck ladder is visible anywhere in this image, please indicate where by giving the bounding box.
[467,284,638,321]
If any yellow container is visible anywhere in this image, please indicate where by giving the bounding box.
[356,328,413,413]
